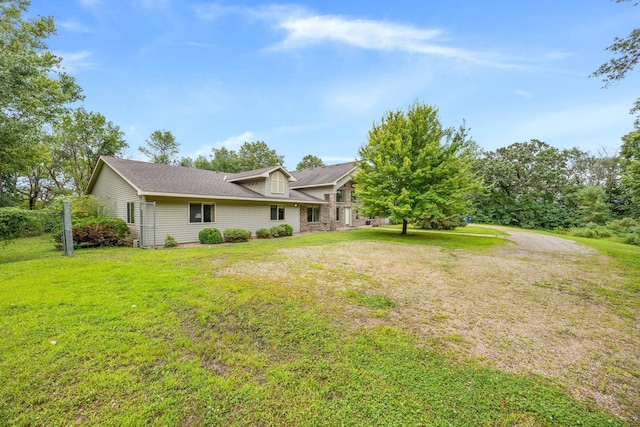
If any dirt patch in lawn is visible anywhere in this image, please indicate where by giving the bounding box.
[214,229,639,422]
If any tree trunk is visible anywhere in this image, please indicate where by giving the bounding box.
[401,219,408,235]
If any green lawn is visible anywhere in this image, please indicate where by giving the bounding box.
[0,230,633,426]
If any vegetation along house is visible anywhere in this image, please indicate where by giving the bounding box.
[87,156,383,247]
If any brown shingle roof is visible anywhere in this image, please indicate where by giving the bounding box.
[290,162,355,188]
[88,156,324,203]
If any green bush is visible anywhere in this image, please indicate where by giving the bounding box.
[595,227,612,238]
[270,225,288,237]
[0,208,56,243]
[198,228,223,244]
[0,208,29,243]
[623,230,640,246]
[256,228,273,239]
[570,228,597,238]
[59,217,131,248]
[223,228,251,243]
[281,223,294,236]
[606,218,637,235]
[164,235,178,248]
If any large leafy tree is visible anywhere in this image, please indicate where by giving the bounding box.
[0,0,83,205]
[139,129,180,165]
[355,102,481,235]
[50,108,127,195]
[201,141,284,173]
[208,147,240,172]
[237,141,284,171]
[296,154,325,170]
[592,0,639,126]
[472,140,577,228]
[620,129,640,216]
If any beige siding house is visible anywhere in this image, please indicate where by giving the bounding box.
[87,156,382,246]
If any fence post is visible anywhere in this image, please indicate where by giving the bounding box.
[62,200,74,257]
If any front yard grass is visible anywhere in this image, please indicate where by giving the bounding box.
[0,229,636,426]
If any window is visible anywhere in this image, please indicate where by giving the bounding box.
[190,203,214,223]
[307,207,319,222]
[270,205,285,221]
[336,207,340,221]
[336,188,345,202]
[127,202,135,224]
[271,171,285,194]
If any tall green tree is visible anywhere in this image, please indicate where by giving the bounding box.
[620,129,640,216]
[209,147,240,172]
[0,0,83,205]
[296,154,325,170]
[237,141,284,171]
[592,0,639,126]
[50,108,127,195]
[355,102,481,235]
[205,141,284,173]
[472,140,578,228]
[139,129,180,165]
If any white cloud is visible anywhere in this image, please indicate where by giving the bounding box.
[192,131,255,157]
[56,50,95,72]
[277,15,440,51]
[214,131,254,149]
[513,89,533,98]
[59,20,94,33]
[195,4,521,68]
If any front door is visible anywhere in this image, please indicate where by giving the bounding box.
[345,207,351,226]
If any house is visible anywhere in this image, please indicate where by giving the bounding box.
[86,156,383,247]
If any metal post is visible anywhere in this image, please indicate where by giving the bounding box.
[62,200,74,256]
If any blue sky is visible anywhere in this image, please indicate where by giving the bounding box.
[29,0,638,169]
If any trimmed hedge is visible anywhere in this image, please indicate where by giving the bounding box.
[270,224,294,238]
[199,228,223,244]
[256,228,273,239]
[223,228,251,243]
[281,224,293,236]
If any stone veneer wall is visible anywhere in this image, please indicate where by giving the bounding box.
[299,181,385,232]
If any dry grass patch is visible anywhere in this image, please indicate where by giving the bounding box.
[213,235,639,422]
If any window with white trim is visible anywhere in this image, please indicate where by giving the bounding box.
[270,205,285,221]
[189,203,214,223]
[127,202,135,224]
[271,171,285,194]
